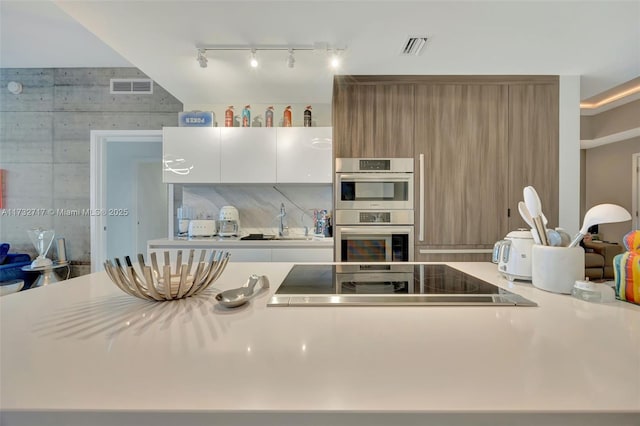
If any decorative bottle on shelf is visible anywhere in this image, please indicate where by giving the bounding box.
[283,105,292,127]
[224,106,234,127]
[242,105,251,127]
[304,105,312,127]
[265,106,274,127]
[324,213,332,238]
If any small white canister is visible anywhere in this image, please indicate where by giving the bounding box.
[531,245,585,294]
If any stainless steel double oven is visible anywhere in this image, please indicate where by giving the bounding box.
[335,158,414,262]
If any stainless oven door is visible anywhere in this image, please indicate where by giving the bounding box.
[335,226,414,262]
[336,173,413,210]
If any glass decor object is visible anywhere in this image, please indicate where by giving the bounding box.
[27,228,55,268]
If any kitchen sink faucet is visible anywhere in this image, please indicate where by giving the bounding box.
[279,203,289,237]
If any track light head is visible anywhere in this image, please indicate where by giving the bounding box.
[287,49,295,68]
[329,49,341,69]
[197,48,208,68]
[250,48,258,68]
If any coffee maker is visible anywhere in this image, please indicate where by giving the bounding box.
[218,206,240,237]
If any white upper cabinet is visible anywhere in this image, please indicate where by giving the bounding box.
[163,127,221,183]
[221,128,277,183]
[163,126,332,184]
[276,127,332,183]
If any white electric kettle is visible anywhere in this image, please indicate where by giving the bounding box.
[492,229,534,282]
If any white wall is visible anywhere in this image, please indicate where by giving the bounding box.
[106,142,163,258]
[559,75,581,235]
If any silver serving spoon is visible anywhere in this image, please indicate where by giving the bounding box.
[215,274,269,308]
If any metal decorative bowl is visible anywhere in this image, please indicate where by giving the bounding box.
[104,250,230,301]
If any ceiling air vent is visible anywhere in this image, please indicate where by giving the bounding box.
[110,78,153,94]
[400,36,428,56]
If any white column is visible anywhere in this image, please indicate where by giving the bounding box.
[558,75,581,235]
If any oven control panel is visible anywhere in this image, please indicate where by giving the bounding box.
[359,159,390,171]
[335,209,414,225]
[359,212,391,223]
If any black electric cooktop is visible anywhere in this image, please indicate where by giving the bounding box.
[268,264,537,307]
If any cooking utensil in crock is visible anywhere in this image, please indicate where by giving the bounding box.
[546,229,563,247]
[518,201,534,228]
[523,186,549,246]
[568,204,632,247]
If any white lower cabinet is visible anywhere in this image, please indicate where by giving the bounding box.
[271,248,333,262]
[148,246,333,263]
[227,249,271,262]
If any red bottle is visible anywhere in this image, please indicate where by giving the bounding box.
[283,106,292,127]
[225,106,234,127]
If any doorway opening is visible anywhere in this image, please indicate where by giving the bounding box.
[90,130,168,272]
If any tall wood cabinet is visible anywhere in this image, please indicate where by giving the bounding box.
[333,78,414,158]
[507,83,559,231]
[414,83,509,251]
[331,75,559,262]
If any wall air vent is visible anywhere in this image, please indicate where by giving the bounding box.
[110,78,153,94]
[400,36,428,56]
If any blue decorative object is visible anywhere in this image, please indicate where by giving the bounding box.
[0,244,36,289]
[178,111,215,127]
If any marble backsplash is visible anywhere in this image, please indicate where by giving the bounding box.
[174,184,332,237]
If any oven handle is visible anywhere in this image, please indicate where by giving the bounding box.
[337,226,414,234]
[419,153,424,242]
[337,173,413,181]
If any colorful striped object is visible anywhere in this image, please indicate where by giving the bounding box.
[613,230,640,304]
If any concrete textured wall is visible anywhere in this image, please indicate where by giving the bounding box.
[0,67,182,277]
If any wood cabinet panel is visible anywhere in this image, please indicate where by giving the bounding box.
[508,83,559,230]
[374,84,414,157]
[333,82,413,158]
[333,83,375,158]
[414,84,509,246]
[331,75,559,253]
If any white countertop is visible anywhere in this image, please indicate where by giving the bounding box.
[1,262,639,426]
[148,236,334,249]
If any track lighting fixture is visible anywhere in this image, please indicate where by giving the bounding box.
[287,49,295,68]
[196,44,346,70]
[197,48,208,68]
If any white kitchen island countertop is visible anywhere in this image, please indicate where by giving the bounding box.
[1,262,639,426]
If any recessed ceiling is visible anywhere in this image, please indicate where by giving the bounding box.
[2,1,639,106]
